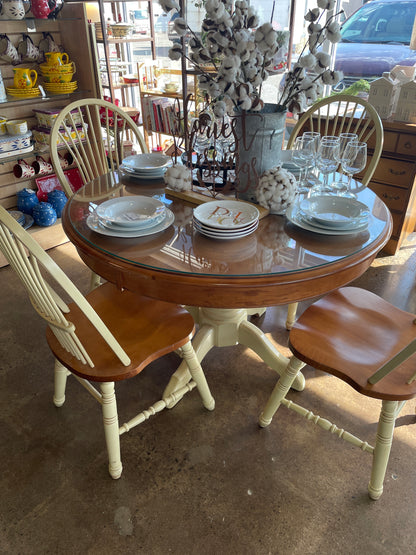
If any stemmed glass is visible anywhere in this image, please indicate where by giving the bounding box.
[292,135,315,195]
[334,133,359,194]
[341,141,367,197]
[302,131,320,185]
[315,136,340,195]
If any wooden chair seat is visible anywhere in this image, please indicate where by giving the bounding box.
[47,282,197,383]
[289,287,416,400]
[260,286,416,499]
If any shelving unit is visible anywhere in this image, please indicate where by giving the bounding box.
[0,1,98,265]
[94,0,156,108]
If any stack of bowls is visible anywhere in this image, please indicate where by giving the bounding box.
[39,52,77,94]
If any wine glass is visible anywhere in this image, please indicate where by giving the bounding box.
[341,141,367,197]
[302,131,320,184]
[292,135,315,195]
[314,137,340,195]
[334,133,359,194]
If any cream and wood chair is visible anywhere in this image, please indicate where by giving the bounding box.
[50,97,147,198]
[285,94,384,329]
[259,286,416,499]
[50,98,147,289]
[0,205,214,479]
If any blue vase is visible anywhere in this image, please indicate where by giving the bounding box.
[17,188,39,216]
[33,202,57,227]
[47,190,67,218]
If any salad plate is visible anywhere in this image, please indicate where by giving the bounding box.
[87,208,174,238]
[96,196,165,227]
[286,205,368,236]
[121,153,172,171]
[194,200,259,229]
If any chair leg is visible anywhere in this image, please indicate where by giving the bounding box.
[259,356,305,427]
[53,359,70,407]
[368,400,398,500]
[286,302,298,330]
[180,341,215,411]
[100,381,123,479]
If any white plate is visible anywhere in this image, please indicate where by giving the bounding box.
[99,210,166,231]
[299,209,367,231]
[87,208,174,238]
[300,195,369,228]
[121,153,172,171]
[95,196,165,227]
[120,165,166,176]
[194,221,259,240]
[193,217,258,235]
[194,200,259,229]
[286,205,368,236]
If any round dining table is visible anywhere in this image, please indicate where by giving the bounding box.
[62,171,392,400]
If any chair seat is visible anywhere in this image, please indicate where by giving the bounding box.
[46,282,195,382]
[289,287,416,400]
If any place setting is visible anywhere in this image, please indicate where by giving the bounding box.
[86,195,174,238]
[286,195,370,236]
[119,153,173,181]
[193,200,259,240]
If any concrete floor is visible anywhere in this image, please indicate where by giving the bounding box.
[1,235,416,554]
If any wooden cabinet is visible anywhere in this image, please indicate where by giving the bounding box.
[363,119,416,255]
[0,1,98,266]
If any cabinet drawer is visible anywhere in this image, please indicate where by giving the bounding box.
[369,182,408,211]
[367,130,397,153]
[396,134,416,156]
[371,157,415,186]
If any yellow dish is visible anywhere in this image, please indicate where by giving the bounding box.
[39,62,75,74]
[6,87,41,97]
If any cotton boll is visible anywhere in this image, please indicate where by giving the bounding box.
[298,53,316,69]
[173,18,188,36]
[315,51,331,69]
[256,166,297,214]
[168,44,182,61]
[304,8,320,22]
[159,0,180,14]
[164,164,192,191]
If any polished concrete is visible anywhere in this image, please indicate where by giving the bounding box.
[1,235,416,554]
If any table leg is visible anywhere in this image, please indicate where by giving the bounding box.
[163,308,305,407]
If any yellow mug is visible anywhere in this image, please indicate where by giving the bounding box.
[45,52,69,66]
[13,68,37,89]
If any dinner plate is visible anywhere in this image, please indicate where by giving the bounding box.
[121,153,172,171]
[299,209,368,231]
[194,220,259,240]
[193,217,258,235]
[87,208,174,238]
[300,195,369,228]
[286,205,368,236]
[96,196,166,227]
[99,210,166,231]
[120,164,166,176]
[194,200,259,229]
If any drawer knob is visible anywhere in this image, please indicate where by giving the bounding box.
[382,193,400,201]
[389,169,406,176]
[404,141,412,149]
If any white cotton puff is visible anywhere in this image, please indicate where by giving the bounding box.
[256,166,297,214]
[164,165,192,192]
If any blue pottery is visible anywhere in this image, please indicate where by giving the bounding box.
[17,188,39,216]
[47,189,67,218]
[33,202,57,227]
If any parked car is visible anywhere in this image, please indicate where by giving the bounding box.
[334,0,416,90]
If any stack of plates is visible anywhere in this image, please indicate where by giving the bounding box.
[119,153,173,181]
[6,87,40,98]
[86,195,174,238]
[193,200,259,240]
[8,210,34,230]
[286,195,370,235]
[43,81,78,94]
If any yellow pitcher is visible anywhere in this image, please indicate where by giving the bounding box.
[45,52,69,66]
[13,68,37,89]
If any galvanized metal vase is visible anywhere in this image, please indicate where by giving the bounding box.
[233,104,286,203]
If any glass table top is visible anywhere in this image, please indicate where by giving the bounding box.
[64,171,392,279]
